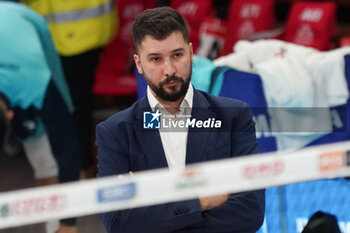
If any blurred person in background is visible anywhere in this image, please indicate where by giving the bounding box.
[21,0,117,178]
[0,2,81,233]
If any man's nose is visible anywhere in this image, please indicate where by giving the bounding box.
[163,58,176,76]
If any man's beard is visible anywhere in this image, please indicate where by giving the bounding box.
[144,69,191,102]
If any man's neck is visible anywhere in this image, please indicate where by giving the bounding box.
[155,96,184,115]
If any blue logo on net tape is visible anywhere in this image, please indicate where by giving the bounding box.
[97,182,136,203]
[0,203,11,218]
[143,110,161,129]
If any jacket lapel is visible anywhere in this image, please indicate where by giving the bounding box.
[186,90,216,165]
[132,97,168,169]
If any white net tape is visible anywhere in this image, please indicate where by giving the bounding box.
[1,141,350,229]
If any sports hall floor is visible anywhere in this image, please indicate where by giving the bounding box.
[0,154,106,233]
[0,97,136,233]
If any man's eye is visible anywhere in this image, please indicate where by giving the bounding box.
[151,57,160,62]
[173,53,183,58]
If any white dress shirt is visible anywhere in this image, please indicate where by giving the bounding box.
[147,84,194,171]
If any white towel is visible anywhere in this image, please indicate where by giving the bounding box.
[305,46,350,106]
[214,40,350,151]
[213,52,251,72]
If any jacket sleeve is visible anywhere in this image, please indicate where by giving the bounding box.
[96,122,204,233]
[187,103,265,233]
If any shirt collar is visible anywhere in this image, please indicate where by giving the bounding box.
[147,83,194,114]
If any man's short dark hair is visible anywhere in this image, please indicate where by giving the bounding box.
[132,6,190,53]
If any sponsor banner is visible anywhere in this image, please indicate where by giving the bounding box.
[175,167,207,191]
[1,141,350,229]
[318,151,346,172]
[0,194,67,219]
[242,160,285,179]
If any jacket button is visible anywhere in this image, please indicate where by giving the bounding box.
[174,207,189,215]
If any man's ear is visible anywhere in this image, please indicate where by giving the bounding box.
[133,54,143,74]
[189,42,194,64]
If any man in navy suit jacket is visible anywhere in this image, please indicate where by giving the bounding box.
[96,6,265,233]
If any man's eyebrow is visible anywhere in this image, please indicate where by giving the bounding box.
[172,48,185,53]
[146,48,185,57]
[147,53,161,57]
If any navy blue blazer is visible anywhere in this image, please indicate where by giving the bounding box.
[96,89,265,233]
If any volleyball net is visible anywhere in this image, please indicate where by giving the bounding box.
[0,141,350,231]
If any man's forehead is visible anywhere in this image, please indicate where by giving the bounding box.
[139,32,187,54]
